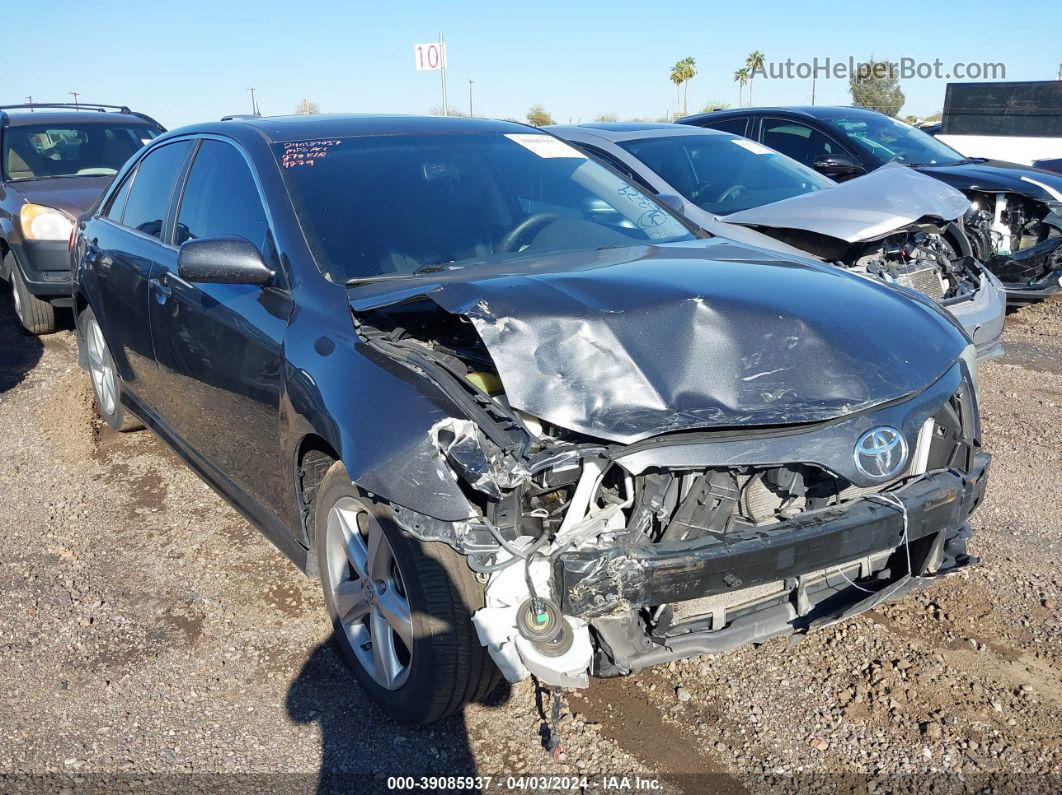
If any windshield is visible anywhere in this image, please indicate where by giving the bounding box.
[2,123,161,181]
[619,133,834,215]
[823,114,965,166]
[273,132,694,282]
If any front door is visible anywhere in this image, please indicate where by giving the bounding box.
[148,138,292,520]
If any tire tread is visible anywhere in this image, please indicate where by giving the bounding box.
[10,257,56,335]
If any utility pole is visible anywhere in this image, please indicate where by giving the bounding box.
[248,87,259,116]
[468,79,474,117]
[439,33,448,116]
[69,91,79,109]
[811,73,816,105]
[26,95,33,109]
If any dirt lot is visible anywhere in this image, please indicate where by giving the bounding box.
[1,289,1061,793]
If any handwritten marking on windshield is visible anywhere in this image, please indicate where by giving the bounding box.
[281,139,341,168]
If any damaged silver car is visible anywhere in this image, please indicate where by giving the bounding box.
[550,123,1006,360]
[679,106,1062,305]
[72,115,991,726]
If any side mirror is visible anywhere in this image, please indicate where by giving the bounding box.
[655,193,686,214]
[177,237,273,285]
[812,154,865,179]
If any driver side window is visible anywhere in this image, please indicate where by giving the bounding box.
[175,140,274,263]
[761,120,843,167]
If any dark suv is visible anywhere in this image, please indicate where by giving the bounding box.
[71,115,988,725]
[0,103,164,333]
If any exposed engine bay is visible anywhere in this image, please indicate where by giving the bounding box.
[963,191,1062,296]
[753,221,983,304]
[352,288,988,689]
[849,225,979,302]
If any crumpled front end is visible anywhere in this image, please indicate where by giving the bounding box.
[348,257,986,687]
[963,193,1062,303]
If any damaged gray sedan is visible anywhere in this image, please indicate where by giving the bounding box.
[72,115,990,726]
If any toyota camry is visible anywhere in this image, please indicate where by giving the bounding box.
[71,114,990,725]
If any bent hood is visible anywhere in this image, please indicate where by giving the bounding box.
[720,165,971,243]
[348,240,967,444]
[917,159,1062,203]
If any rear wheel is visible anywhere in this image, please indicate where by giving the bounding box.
[80,307,142,432]
[314,461,498,725]
[8,255,56,335]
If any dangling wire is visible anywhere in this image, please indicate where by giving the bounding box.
[831,492,912,592]
[548,687,565,760]
[866,492,913,577]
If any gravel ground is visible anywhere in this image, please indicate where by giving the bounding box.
[1,288,1061,793]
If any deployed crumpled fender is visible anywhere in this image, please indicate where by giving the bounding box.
[348,240,967,445]
[721,165,972,243]
[283,328,481,522]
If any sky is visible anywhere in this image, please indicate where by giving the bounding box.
[2,0,1059,130]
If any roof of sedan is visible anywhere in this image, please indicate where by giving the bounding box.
[680,105,874,124]
[188,113,540,143]
[548,122,727,142]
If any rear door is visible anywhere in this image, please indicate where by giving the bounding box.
[89,139,193,413]
[148,137,292,519]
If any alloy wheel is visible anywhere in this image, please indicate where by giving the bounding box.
[325,497,413,690]
[85,317,117,417]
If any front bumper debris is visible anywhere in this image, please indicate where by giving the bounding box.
[989,237,1062,305]
[1001,268,1062,305]
[550,453,989,675]
[556,454,989,619]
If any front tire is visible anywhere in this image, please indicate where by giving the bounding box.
[8,255,56,335]
[314,461,498,725]
[79,307,142,432]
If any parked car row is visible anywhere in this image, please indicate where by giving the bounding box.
[679,105,1062,305]
[548,122,1006,359]
[0,102,1016,726]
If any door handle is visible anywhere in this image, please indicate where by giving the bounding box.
[85,240,111,268]
[149,277,172,303]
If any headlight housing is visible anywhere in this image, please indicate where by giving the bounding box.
[19,203,74,241]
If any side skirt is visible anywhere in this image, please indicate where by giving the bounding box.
[122,390,311,574]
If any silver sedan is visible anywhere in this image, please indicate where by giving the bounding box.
[549,122,1006,360]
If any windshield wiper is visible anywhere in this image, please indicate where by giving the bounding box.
[345,263,463,286]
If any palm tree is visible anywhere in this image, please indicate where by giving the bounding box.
[669,62,685,119]
[679,57,696,117]
[734,68,749,107]
[745,51,765,105]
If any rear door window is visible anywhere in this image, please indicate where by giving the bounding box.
[120,141,193,240]
[702,117,750,138]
